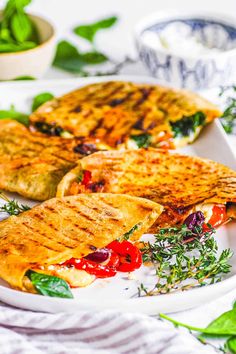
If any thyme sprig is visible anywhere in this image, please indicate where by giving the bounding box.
[138,224,233,296]
[0,191,30,216]
[219,85,236,134]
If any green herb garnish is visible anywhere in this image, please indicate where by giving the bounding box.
[170,111,206,138]
[0,194,30,216]
[160,301,236,353]
[139,224,232,296]
[123,223,141,240]
[53,40,108,74]
[0,105,29,125]
[130,133,152,148]
[27,270,73,299]
[219,86,236,134]
[0,0,39,53]
[74,16,118,44]
[32,92,54,112]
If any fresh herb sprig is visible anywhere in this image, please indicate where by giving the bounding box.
[0,0,39,53]
[160,301,236,353]
[139,224,233,296]
[0,191,30,215]
[219,85,236,134]
[53,16,135,76]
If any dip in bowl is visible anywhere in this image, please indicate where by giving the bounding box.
[135,12,236,90]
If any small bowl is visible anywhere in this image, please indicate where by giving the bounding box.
[135,11,236,90]
[0,12,55,80]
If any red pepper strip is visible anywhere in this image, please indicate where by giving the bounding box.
[107,240,142,272]
[63,257,117,278]
[202,205,227,231]
[81,170,92,186]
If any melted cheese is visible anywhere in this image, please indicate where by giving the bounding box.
[193,203,214,223]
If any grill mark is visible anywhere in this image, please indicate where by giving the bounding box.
[95,84,126,107]
[89,118,104,136]
[108,92,133,107]
[133,87,153,108]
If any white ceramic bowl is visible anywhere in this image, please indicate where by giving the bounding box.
[0,13,55,80]
[135,11,236,90]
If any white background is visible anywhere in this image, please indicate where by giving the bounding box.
[0,0,236,79]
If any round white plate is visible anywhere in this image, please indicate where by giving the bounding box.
[0,76,235,314]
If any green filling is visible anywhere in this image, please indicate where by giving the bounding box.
[170,111,206,138]
[130,133,152,148]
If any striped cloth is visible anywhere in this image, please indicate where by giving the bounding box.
[0,296,225,354]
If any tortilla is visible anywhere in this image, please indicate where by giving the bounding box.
[0,120,91,200]
[30,81,221,149]
[0,193,162,291]
[57,148,236,229]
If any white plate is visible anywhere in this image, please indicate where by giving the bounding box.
[0,75,236,314]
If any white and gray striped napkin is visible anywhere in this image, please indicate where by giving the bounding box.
[1,287,233,354]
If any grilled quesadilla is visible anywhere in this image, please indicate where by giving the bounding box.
[0,193,162,295]
[30,81,221,149]
[0,120,98,201]
[57,148,236,230]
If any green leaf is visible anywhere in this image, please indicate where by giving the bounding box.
[170,111,206,138]
[53,40,108,73]
[160,307,236,336]
[0,41,37,53]
[13,75,36,80]
[32,92,54,112]
[10,12,33,43]
[130,133,152,148]
[0,106,29,125]
[80,51,108,64]
[27,270,73,299]
[227,337,236,353]
[73,16,118,43]
[53,40,85,73]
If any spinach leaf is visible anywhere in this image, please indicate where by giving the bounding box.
[170,111,206,138]
[74,16,118,43]
[130,133,152,148]
[13,75,35,80]
[27,270,73,299]
[227,337,236,353]
[0,41,36,53]
[53,40,86,73]
[32,92,54,112]
[53,40,108,73]
[0,106,29,125]
[123,223,141,240]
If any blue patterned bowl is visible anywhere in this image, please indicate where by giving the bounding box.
[135,12,236,90]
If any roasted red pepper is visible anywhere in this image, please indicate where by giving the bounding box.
[64,257,117,278]
[203,205,227,231]
[81,170,92,186]
[107,240,142,272]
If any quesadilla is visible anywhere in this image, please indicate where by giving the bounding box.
[57,148,236,230]
[0,193,162,294]
[30,81,221,149]
[0,120,99,201]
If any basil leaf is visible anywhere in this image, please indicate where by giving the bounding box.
[53,40,108,73]
[0,41,36,53]
[32,92,54,112]
[74,16,118,43]
[13,75,36,80]
[170,111,206,138]
[0,106,29,125]
[27,270,73,299]
[130,133,152,148]
[80,51,108,65]
[227,337,236,353]
[204,309,236,335]
[11,12,32,43]
[53,40,85,73]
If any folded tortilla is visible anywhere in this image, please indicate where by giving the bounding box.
[57,148,236,229]
[0,193,162,291]
[30,81,221,149]
[0,120,86,200]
